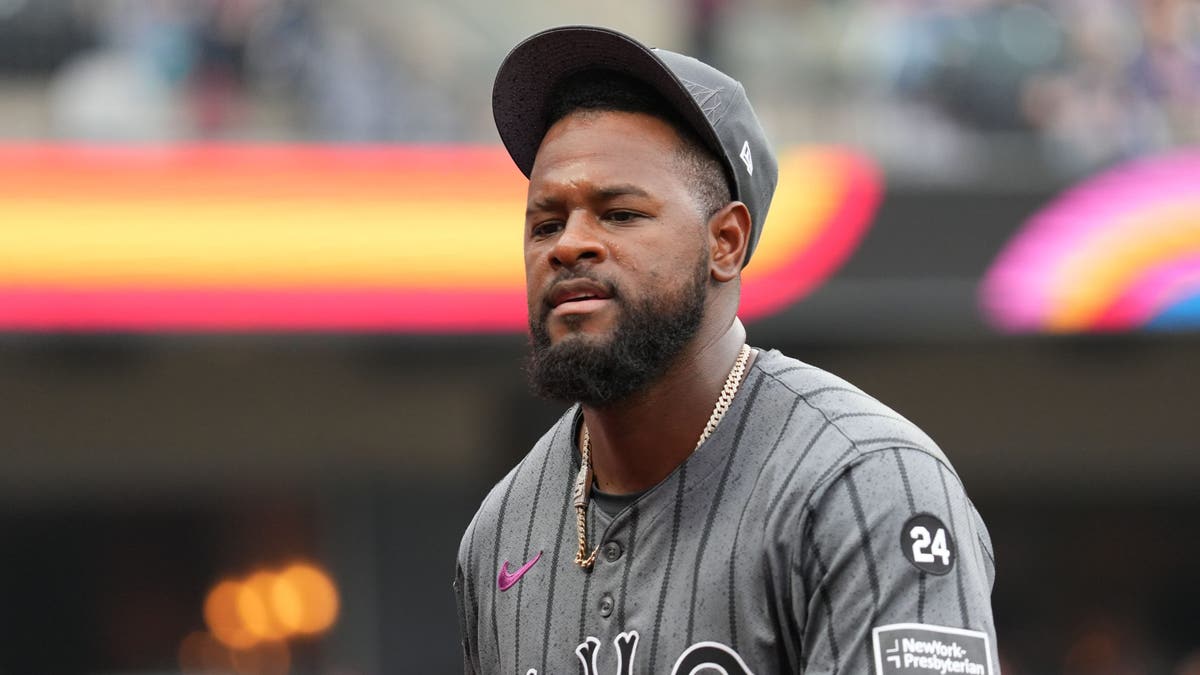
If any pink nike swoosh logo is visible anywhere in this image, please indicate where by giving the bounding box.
[497,551,542,592]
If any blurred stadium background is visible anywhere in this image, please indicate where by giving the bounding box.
[0,0,1198,673]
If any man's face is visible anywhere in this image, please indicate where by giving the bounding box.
[523,111,713,405]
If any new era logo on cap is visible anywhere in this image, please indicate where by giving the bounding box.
[740,141,753,175]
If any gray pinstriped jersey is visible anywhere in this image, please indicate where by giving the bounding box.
[455,349,999,674]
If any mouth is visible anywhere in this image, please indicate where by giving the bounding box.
[543,278,616,320]
[548,280,614,309]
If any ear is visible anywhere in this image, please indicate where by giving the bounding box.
[708,201,752,282]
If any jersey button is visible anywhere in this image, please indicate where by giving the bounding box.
[599,594,614,618]
[603,541,622,562]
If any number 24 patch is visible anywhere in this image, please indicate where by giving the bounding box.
[901,514,955,575]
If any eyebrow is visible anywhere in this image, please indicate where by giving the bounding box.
[526,184,652,217]
[595,184,651,200]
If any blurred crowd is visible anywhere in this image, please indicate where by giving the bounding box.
[1,0,467,141]
[866,0,1200,175]
[0,0,1195,180]
[704,0,1200,181]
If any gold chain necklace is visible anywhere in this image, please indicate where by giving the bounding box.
[572,343,753,569]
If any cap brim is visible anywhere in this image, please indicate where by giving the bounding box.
[492,26,726,182]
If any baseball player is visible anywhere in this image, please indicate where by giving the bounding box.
[455,26,998,675]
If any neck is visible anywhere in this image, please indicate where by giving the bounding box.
[580,317,752,494]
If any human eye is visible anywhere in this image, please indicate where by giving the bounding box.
[604,210,643,224]
[529,220,564,239]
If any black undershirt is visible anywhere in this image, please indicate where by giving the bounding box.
[590,484,644,518]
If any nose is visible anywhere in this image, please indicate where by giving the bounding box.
[550,212,606,269]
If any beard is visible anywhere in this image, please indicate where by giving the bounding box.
[526,259,709,407]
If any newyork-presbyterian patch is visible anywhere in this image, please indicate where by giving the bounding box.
[872,623,991,675]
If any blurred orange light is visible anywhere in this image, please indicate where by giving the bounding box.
[202,562,341,652]
[273,563,339,635]
[238,571,289,642]
[205,580,259,649]
[270,572,305,631]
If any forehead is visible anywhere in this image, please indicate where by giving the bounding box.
[528,111,688,196]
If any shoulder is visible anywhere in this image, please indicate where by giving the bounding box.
[744,351,999,672]
[456,406,579,569]
[753,348,941,452]
[748,348,957,509]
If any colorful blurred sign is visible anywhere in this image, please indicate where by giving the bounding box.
[981,150,1200,333]
[0,144,880,332]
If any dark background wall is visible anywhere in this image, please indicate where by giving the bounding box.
[2,240,1197,674]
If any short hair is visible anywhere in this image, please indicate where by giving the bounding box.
[544,69,732,221]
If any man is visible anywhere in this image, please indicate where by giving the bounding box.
[455,26,998,675]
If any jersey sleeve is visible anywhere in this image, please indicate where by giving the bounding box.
[793,447,999,675]
[454,516,483,675]
[453,562,479,675]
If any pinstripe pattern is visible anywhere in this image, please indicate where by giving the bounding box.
[766,420,835,514]
[893,448,928,623]
[685,371,765,644]
[486,457,520,668]
[615,504,639,626]
[647,462,687,675]
[831,411,908,424]
[844,468,881,619]
[806,532,841,673]
[513,424,560,669]
[538,437,578,666]
[938,462,971,627]
[800,385,876,399]
[455,349,999,675]
[726,394,804,651]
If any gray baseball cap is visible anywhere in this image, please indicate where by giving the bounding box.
[492,25,778,267]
